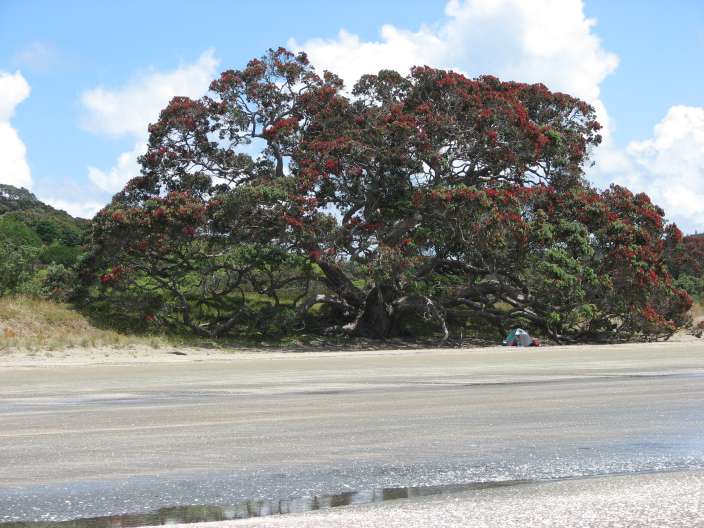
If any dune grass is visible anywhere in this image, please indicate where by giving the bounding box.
[0,296,170,352]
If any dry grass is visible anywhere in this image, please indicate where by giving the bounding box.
[0,296,169,352]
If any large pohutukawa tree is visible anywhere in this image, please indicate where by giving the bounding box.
[85,47,691,341]
[86,49,323,336]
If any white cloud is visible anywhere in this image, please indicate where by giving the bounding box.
[87,141,146,193]
[626,106,704,231]
[291,27,446,91]
[0,70,32,189]
[290,0,618,108]
[81,49,219,193]
[44,198,105,219]
[81,49,218,137]
[587,106,704,232]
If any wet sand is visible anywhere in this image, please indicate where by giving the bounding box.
[1,340,703,524]
[175,470,704,528]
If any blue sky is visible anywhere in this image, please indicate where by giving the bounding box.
[0,0,702,231]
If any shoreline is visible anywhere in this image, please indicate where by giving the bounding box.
[151,469,704,528]
[1,335,702,368]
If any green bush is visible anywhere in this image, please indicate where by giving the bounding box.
[40,264,78,301]
[0,244,40,295]
[674,274,704,302]
[39,242,82,267]
[0,217,41,247]
[31,217,82,246]
[33,218,62,243]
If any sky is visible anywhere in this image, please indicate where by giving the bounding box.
[0,0,702,231]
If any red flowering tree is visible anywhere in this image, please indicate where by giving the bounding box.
[84,48,691,341]
[88,188,313,336]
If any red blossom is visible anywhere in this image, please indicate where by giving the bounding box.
[283,214,303,228]
[99,266,124,285]
[641,304,660,323]
[110,210,126,223]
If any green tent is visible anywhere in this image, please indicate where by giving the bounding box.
[502,328,538,346]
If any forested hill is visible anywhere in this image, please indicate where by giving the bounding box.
[0,184,92,298]
[0,184,90,246]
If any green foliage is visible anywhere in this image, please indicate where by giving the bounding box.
[39,242,82,267]
[39,264,79,301]
[0,216,42,246]
[0,184,88,302]
[34,218,61,243]
[674,274,704,302]
[664,234,704,305]
[0,243,40,295]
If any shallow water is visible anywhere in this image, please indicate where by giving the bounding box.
[0,480,533,528]
[3,449,704,524]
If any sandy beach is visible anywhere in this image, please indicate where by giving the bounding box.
[1,339,703,526]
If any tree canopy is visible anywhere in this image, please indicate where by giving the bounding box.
[84,48,693,342]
